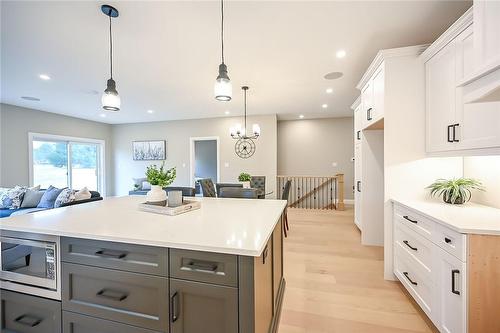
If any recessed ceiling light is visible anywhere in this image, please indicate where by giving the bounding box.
[21,96,40,101]
[225,110,230,115]
[322,104,328,109]
[326,88,333,94]
[336,50,346,58]
[147,109,154,114]
[39,74,51,80]
[299,115,304,119]
[100,113,107,118]
[324,72,344,80]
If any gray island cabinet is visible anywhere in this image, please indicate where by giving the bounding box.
[0,196,286,333]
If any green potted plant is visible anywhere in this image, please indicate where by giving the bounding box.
[238,172,251,188]
[145,162,176,205]
[426,178,484,204]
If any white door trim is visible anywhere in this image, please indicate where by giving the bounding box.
[189,136,220,187]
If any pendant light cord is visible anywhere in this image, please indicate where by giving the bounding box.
[109,14,113,79]
[221,0,225,64]
[244,89,247,132]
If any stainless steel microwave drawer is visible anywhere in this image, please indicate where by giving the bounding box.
[62,311,163,333]
[61,237,168,276]
[1,289,62,333]
[170,249,238,287]
[62,263,168,332]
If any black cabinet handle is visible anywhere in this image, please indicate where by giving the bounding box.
[357,130,361,140]
[403,240,418,251]
[447,125,453,143]
[403,272,418,286]
[95,249,128,259]
[14,314,42,327]
[367,108,373,121]
[171,292,180,322]
[183,260,218,274]
[96,289,129,301]
[452,269,460,295]
[453,124,460,142]
[356,181,361,192]
[403,215,418,224]
[445,237,452,244]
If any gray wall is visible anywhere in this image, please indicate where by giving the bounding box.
[112,115,278,197]
[0,104,113,195]
[278,117,354,200]
[194,140,217,181]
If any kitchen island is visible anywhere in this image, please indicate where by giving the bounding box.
[0,196,287,333]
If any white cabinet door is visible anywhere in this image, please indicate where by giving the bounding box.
[361,81,373,129]
[354,143,362,231]
[474,1,500,70]
[372,64,385,122]
[456,25,500,150]
[354,105,362,143]
[437,247,466,333]
[426,40,457,152]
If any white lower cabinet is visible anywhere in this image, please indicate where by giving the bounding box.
[393,203,466,333]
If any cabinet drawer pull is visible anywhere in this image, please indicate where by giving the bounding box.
[96,288,129,302]
[403,272,418,286]
[453,124,460,142]
[367,108,373,121]
[171,292,180,322]
[356,181,361,193]
[447,125,453,143]
[182,260,218,274]
[14,314,42,327]
[451,269,460,295]
[403,215,418,224]
[357,130,361,140]
[95,249,128,259]
[403,240,418,251]
[445,237,452,244]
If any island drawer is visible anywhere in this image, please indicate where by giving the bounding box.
[62,263,168,332]
[61,237,168,276]
[170,249,238,287]
[62,311,162,333]
[1,289,62,333]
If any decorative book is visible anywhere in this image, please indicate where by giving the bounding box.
[138,200,201,216]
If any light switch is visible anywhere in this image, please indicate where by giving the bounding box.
[182,163,186,168]
[224,162,230,168]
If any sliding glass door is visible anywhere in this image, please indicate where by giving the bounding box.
[31,135,103,193]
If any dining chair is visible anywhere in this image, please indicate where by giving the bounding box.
[250,176,266,199]
[219,187,258,199]
[165,186,196,197]
[216,183,243,197]
[282,180,292,237]
[199,179,216,197]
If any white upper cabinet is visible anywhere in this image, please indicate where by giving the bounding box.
[361,80,374,128]
[360,63,384,129]
[426,40,457,153]
[473,1,500,74]
[354,104,362,143]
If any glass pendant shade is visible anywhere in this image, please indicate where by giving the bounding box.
[214,63,232,101]
[102,78,120,111]
[252,124,261,136]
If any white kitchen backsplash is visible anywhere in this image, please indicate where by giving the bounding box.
[463,155,500,209]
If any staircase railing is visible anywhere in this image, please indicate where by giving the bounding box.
[276,174,345,210]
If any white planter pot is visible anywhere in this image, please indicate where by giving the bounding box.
[146,185,167,206]
[240,181,251,189]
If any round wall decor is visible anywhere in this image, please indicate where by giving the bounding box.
[235,138,256,159]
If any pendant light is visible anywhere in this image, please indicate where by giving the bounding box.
[101,5,121,111]
[214,0,232,101]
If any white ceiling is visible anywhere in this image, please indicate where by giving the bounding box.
[1,1,471,124]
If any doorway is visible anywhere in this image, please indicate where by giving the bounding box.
[190,137,220,194]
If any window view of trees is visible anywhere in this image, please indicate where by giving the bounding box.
[33,142,97,168]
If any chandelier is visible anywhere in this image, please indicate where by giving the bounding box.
[230,86,260,140]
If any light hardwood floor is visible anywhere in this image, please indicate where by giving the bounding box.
[278,207,437,333]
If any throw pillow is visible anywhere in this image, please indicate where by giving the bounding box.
[142,181,151,190]
[0,186,27,209]
[133,177,146,190]
[74,187,92,201]
[54,188,76,208]
[20,188,45,208]
[37,186,64,209]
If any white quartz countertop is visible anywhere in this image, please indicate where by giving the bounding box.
[392,198,500,235]
[0,196,287,257]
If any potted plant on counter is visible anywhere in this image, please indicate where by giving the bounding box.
[145,162,176,206]
[426,178,484,204]
[238,172,251,188]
